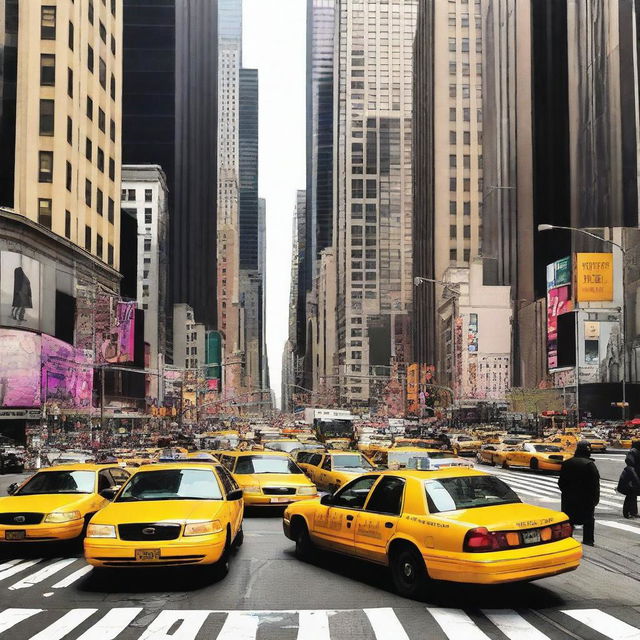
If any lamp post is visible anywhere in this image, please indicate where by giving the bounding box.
[537,224,627,422]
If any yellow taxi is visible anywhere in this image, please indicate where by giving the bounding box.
[283,467,581,598]
[218,451,318,506]
[382,447,472,471]
[545,433,578,452]
[578,433,608,453]
[501,442,569,471]
[476,443,517,466]
[449,434,483,457]
[0,464,129,543]
[187,452,220,463]
[297,451,376,493]
[84,462,243,573]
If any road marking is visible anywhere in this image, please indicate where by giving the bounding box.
[0,559,23,571]
[297,610,331,640]
[75,607,143,640]
[427,607,491,639]
[596,520,640,535]
[215,611,260,640]
[364,608,410,640]
[481,609,550,639]
[9,557,77,590]
[52,564,92,588]
[28,609,97,640]
[562,609,640,639]
[138,610,212,640]
[0,559,41,582]
[0,608,43,634]
[503,471,619,495]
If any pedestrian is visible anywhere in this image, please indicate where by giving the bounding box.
[619,440,640,519]
[558,440,600,546]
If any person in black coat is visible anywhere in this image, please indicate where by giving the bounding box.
[621,441,640,518]
[558,440,600,546]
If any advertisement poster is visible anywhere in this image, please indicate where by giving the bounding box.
[547,285,573,370]
[96,300,136,364]
[0,252,41,330]
[468,313,478,352]
[0,329,41,407]
[41,335,93,409]
[575,253,613,302]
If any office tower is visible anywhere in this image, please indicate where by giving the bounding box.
[123,0,218,328]
[333,0,417,406]
[0,0,123,268]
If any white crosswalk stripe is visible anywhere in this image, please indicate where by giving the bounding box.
[596,520,640,535]
[0,606,636,639]
[8,557,76,590]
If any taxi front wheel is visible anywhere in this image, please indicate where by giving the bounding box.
[390,546,429,599]
[294,522,315,561]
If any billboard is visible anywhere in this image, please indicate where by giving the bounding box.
[0,330,40,407]
[0,252,41,330]
[468,313,478,352]
[96,300,137,364]
[547,285,573,370]
[547,256,571,291]
[575,253,613,302]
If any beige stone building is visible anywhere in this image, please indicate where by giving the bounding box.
[12,0,122,269]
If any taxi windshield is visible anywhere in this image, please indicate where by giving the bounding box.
[425,475,520,513]
[116,469,223,502]
[332,454,374,470]
[234,455,302,474]
[17,470,95,495]
[532,445,562,453]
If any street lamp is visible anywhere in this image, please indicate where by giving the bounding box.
[538,223,628,421]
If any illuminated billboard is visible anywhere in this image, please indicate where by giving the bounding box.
[575,253,613,302]
[0,252,41,331]
[0,330,40,407]
[547,285,573,370]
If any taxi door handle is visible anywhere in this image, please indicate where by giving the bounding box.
[385,522,393,528]
[346,515,354,521]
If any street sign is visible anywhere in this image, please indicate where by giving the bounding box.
[0,409,41,420]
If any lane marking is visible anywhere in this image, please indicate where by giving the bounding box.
[297,610,331,640]
[562,609,640,639]
[364,607,410,640]
[0,559,23,571]
[0,559,42,582]
[596,520,640,535]
[138,610,212,640]
[481,609,550,639]
[28,609,97,640]
[0,608,43,635]
[215,611,259,640]
[9,558,77,590]
[427,607,491,639]
[52,564,92,589]
[75,608,143,640]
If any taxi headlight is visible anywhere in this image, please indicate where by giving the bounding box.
[86,524,116,538]
[44,510,82,523]
[183,520,223,536]
[297,486,317,496]
[242,485,261,494]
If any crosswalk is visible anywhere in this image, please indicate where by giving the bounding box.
[1,605,639,639]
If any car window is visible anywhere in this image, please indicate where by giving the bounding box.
[425,475,521,513]
[234,455,302,474]
[365,477,405,515]
[109,467,130,485]
[98,470,113,492]
[332,454,374,470]
[322,456,332,471]
[308,453,323,466]
[16,470,95,495]
[117,469,223,502]
[332,476,377,509]
[216,465,239,494]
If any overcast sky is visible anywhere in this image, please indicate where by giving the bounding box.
[243,0,306,404]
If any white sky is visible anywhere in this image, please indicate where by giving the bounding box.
[243,0,307,403]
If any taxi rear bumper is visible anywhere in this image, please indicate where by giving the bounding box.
[0,520,84,542]
[84,533,226,567]
[424,538,582,585]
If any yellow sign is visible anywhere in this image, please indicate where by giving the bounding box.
[575,253,613,302]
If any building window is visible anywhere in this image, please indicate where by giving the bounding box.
[110,119,116,142]
[67,117,72,145]
[38,151,53,183]
[110,73,115,99]
[65,210,71,239]
[99,21,106,44]
[85,137,92,161]
[449,249,457,261]
[449,201,456,215]
[145,189,152,202]
[39,100,54,136]
[40,54,55,86]
[38,199,52,228]
[109,157,115,180]
[85,179,92,206]
[68,21,74,50]
[366,180,376,198]
[85,226,91,251]
[108,197,114,223]
[96,188,103,215]
[450,224,457,238]
[449,177,456,191]
[110,0,116,17]
[86,96,93,119]
[87,46,94,73]
[65,161,72,191]
[107,244,114,266]
[144,208,152,224]
[464,249,471,261]
[41,6,56,39]
[449,154,457,168]
[98,108,105,132]
[463,201,471,215]
[96,234,103,257]
[111,35,116,56]
[67,67,73,97]
[144,238,151,252]
[99,58,107,88]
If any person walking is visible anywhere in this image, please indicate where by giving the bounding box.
[558,440,600,546]
[619,440,640,519]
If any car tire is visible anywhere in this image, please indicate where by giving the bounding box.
[211,534,231,580]
[530,458,539,471]
[294,521,315,561]
[390,545,429,600]
[233,527,244,549]
[502,459,509,469]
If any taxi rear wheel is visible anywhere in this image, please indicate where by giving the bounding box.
[502,459,509,469]
[530,458,539,471]
[390,546,429,599]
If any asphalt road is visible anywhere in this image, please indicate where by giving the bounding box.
[0,452,639,639]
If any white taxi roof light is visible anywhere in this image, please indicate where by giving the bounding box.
[406,456,473,471]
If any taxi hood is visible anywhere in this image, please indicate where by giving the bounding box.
[91,499,226,525]
[435,502,567,531]
[0,493,93,513]
[235,473,312,487]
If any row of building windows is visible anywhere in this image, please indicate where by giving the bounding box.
[121,188,153,202]
[449,107,482,123]
[449,154,483,169]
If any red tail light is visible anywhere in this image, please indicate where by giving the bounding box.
[551,522,573,541]
[463,527,508,552]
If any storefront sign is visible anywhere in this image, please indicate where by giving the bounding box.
[575,253,613,301]
[0,408,41,420]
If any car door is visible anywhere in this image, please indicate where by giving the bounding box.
[302,453,322,485]
[312,475,378,553]
[316,455,334,491]
[216,465,243,537]
[354,476,405,563]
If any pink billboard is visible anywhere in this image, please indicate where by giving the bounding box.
[0,329,40,407]
[96,300,136,364]
[547,285,573,370]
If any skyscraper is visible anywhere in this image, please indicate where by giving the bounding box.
[122,0,218,329]
[333,0,417,406]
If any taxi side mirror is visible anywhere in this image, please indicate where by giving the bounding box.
[7,482,18,495]
[320,494,333,506]
[100,487,118,500]
[227,489,243,501]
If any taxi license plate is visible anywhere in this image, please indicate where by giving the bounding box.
[270,497,291,503]
[522,530,541,545]
[135,549,160,561]
[5,530,25,540]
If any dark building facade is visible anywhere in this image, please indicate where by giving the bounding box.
[0,0,17,208]
[239,68,259,271]
[123,0,218,328]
